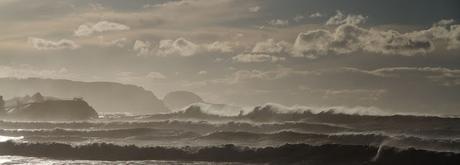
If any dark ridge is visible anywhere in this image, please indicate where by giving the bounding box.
[163,91,203,110]
[0,78,169,114]
[143,105,227,120]
[0,141,459,165]
[5,99,98,121]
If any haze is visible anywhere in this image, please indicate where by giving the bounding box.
[1,0,460,115]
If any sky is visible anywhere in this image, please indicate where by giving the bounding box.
[1,0,460,114]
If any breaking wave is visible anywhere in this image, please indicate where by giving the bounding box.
[0,128,198,139]
[0,141,459,165]
[0,120,350,134]
[2,102,460,163]
[200,131,460,153]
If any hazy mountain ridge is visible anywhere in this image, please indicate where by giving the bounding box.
[5,99,98,121]
[0,78,169,114]
[163,91,204,110]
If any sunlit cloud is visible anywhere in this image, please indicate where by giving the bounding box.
[28,37,79,50]
[74,21,130,37]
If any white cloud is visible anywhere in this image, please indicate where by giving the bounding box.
[326,11,367,25]
[157,38,199,56]
[0,65,74,79]
[198,70,208,75]
[28,37,79,50]
[292,23,437,58]
[293,15,305,22]
[133,40,152,56]
[205,41,238,53]
[133,38,240,56]
[116,71,166,83]
[108,38,128,48]
[292,29,334,58]
[231,38,291,63]
[133,38,198,57]
[346,67,460,86]
[230,68,312,82]
[248,6,260,12]
[74,21,130,37]
[232,53,285,63]
[309,12,323,18]
[447,25,460,49]
[400,19,460,50]
[252,39,292,54]
[268,19,289,26]
[98,36,128,48]
[146,72,167,79]
[323,89,386,101]
[436,19,455,26]
[349,67,460,77]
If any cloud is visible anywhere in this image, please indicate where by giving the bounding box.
[133,38,200,57]
[231,38,291,63]
[292,23,437,57]
[28,37,79,50]
[292,17,460,58]
[292,29,335,58]
[293,15,304,22]
[157,38,199,56]
[98,36,128,48]
[248,6,260,12]
[133,38,239,56]
[323,89,387,101]
[436,19,455,26]
[198,70,208,75]
[326,11,367,25]
[232,53,285,63]
[400,19,459,49]
[309,12,323,18]
[252,39,292,54]
[205,41,238,53]
[146,72,167,79]
[133,40,152,56]
[268,19,289,26]
[447,25,460,49]
[0,65,74,79]
[74,21,130,37]
[227,68,312,84]
[346,67,460,86]
[116,71,166,83]
[108,38,128,48]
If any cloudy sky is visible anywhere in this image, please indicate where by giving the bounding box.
[1,0,460,114]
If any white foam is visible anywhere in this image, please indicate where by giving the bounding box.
[0,135,24,142]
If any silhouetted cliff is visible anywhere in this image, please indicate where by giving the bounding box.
[0,78,169,114]
[163,91,204,110]
[6,98,98,121]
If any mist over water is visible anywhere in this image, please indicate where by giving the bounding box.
[1,104,460,164]
[1,0,460,164]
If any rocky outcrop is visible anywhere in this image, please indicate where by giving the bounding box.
[163,91,204,110]
[6,98,98,121]
[0,78,169,114]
